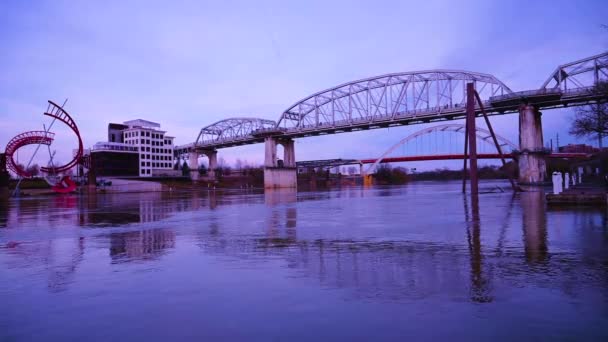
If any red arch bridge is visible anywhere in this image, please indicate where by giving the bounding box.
[295,123,589,173]
[175,51,607,188]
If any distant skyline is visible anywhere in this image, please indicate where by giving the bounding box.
[1,0,607,171]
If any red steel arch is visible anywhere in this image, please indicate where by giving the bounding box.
[364,123,518,175]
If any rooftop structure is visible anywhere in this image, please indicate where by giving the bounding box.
[123,119,161,129]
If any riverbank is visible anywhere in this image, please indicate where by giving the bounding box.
[546,175,607,206]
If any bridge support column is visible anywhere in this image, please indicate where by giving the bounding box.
[188,152,200,181]
[203,150,217,180]
[518,105,546,184]
[264,137,297,189]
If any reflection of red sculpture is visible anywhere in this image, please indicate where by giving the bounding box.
[4,100,84,194]
[52,176,77,193]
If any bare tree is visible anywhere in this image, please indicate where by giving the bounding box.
[25,164,40,176]
[569,82,608,148]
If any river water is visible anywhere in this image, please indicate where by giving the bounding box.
[1,181,607,341]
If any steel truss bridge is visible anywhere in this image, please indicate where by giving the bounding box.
[177,51,608,154]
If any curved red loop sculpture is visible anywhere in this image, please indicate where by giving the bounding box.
[4,100,84,195]
[5,131,55,177]
[40,100,84,174]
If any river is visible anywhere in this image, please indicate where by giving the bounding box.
[1,181,607,341]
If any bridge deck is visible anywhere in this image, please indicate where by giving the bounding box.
[176,87,604,154]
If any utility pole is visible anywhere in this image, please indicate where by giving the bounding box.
[465,83,479,195]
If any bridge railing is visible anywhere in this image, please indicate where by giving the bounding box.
[489,88,563,102]
[562,86,596,97]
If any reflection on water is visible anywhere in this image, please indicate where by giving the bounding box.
[521,191,548,264]
[1,182,608,340]
[465,192,493,303]
[109,228,175,263]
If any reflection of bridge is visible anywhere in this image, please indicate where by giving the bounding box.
[177,51,608,187]
[3,190,607,305]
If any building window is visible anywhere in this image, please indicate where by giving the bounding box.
[146,162,150,167]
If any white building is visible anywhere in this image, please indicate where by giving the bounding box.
[119,119,176,177]
[90,119,178,177]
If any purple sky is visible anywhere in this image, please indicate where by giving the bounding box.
[1,0,607,171]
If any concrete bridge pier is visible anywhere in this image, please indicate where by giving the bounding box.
[518,105,547,184]
[264,137,297,189]
[189,150,218,181]
[202,150,218,179]
[188,152,200,181]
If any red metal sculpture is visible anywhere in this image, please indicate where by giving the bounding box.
[4,100,84,193]
[39,101,83,174]
[5,131,55,177]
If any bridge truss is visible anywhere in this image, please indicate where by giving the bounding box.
[190,117,277,150]
[542,51,608,91]
[180,51,608,152]
[277,70,512,131]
